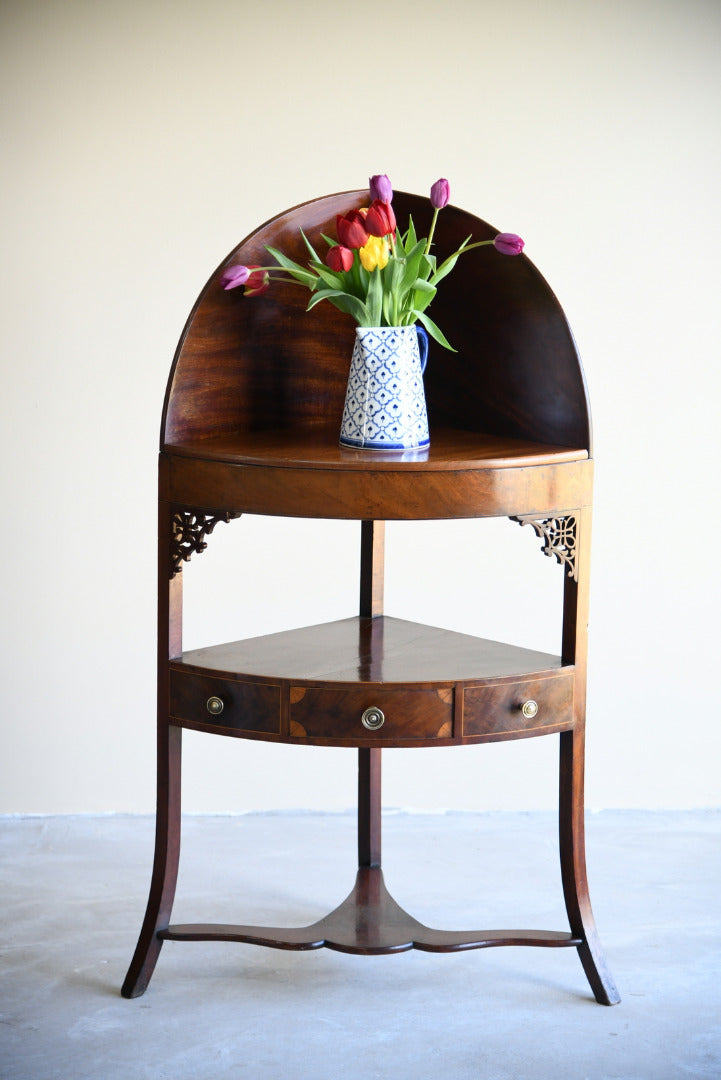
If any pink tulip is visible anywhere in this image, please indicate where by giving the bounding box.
[220,263,251,290]
[369,174,393,203]
[430,178,450,209]
[493,233,525,256]
[326,245,354,272]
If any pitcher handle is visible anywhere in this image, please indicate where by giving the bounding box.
[416,325,429,375]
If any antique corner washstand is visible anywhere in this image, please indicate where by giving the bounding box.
[122,191,619,1005]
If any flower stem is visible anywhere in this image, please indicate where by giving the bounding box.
[424,208,440,255]
[455,239,495,254]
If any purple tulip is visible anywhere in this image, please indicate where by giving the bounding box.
[369,174,393,203]
[220,263,251,290]
[430,178,450,209]
[493,233,525,256]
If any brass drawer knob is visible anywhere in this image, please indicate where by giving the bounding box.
[361,706,385,731]
[521,699,539,720]
[206,695,225,716]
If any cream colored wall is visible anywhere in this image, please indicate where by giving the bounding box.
[1,0,719,813]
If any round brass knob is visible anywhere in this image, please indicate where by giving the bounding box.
[206,696,225,716]
[521,699,539,720]
[361,706,385,731]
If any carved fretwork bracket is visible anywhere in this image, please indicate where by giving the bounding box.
[511,514,578,581]
[170,509,241,577]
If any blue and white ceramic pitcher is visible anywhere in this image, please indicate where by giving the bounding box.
[339,325,430,451]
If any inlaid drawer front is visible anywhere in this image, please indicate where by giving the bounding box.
[463,673,573,738]
[289,687,453,742]
[169,670,280,734]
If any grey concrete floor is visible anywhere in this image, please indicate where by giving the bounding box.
[1,810,719,1080]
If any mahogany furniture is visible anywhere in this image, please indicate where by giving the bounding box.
[121,191,620,1004]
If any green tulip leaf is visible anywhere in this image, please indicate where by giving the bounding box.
[431,236,472,285]
[366,267,383,327]
[311,263,345,290]
[411,278,437,315]
[307,289,370,324]
[419,253,435,279]
[412,294,434,315]
[413,310,456,351]
[386,257,404,295]
[429,254,459,285]
[299,228,321,263]
[265,246,318,287]
[412,278,435,294]
[399,240,426,293]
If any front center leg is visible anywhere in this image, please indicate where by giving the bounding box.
[358,747,382,868]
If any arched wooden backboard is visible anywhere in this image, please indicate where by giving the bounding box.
[162,191,591,453]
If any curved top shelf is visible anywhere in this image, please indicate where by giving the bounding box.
[161,190,592,456]
[166,425,587,472]
[161,424,591,520]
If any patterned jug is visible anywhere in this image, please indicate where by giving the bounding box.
[339,325,430,451]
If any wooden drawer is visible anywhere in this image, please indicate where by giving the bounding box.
[289,687,453,742]
[463,673,573,738]
[169,670,281,734]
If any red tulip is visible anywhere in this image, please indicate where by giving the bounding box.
[220,263,250,290]
[493,233,525,256]
[364,199,396,238]
[326,245,354,272]
[336,210,369,250]
[244,265,270,295]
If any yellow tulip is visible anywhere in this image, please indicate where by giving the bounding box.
[359,235,389,272]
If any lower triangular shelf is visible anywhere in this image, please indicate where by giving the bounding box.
[160,867,580,955]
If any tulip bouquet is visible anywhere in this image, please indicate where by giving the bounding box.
[221,175,524,350]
